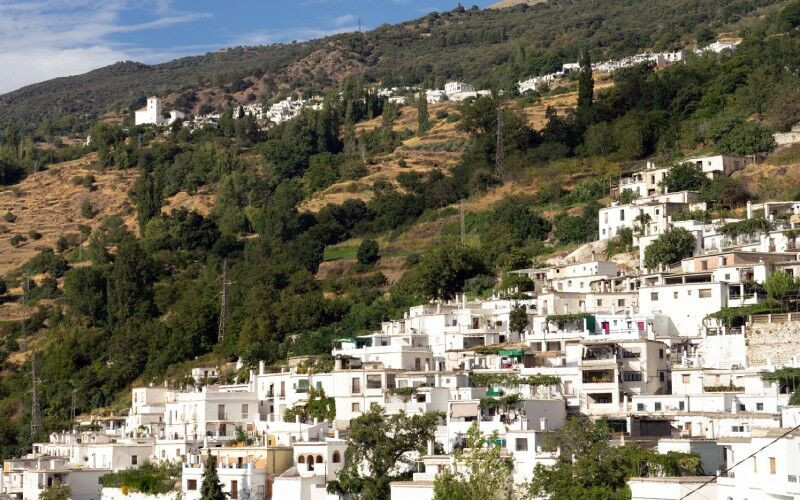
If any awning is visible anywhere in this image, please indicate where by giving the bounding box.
[450,401,479,418]
[498,348,524,357]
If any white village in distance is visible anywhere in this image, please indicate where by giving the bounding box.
[8,35,800,500]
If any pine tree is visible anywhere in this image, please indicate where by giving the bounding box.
[577,50,594,113]
[200,453,226,500]
[417,92,430,136]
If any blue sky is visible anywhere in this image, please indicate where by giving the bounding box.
[0,0,494,94]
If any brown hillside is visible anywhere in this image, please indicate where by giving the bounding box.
[0,154,138,276]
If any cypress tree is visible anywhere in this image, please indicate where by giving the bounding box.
[577,50,594,113]
[417,91,430,135]
[200,453,226,500]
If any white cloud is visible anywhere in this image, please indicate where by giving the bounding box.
[332,14,356,27]
[0,0,211,93]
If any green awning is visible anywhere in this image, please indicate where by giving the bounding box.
[498,348,524,357]
[335,337,358,344]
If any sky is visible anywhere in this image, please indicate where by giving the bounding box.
[0,0,494,94]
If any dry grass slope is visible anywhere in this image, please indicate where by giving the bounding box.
[0,154,139,276]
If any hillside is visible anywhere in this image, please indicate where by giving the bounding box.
[490,0,547,9]
[0,0,785,132]
[0,155,138,276]
[1,0,800,463]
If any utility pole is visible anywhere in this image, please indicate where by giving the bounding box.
[358,18,362,33]
[31,350,39,442]
[495,107,505,180]
[460,199,466,245]
[218,258,232,344]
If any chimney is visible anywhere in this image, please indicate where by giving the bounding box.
[259,361,265,375]
[334,357,343,370]
[295,415,301,424]
[427,439,434,456]
[540,417,548,431]
[334,429,340,440]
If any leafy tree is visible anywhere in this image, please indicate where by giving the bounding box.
[39,481,71,500]
[200,453,226,500]
[700,176,749,209]
[618,189,638,204]
[663,163,706,193]
[90,122,125,167]
[329,407,440,500]
[774,0,800,32]
[764,270,799,305]
[357,239,380,265]
[130,172,163,236]
[554,215,591,244]
[509,303,528,335]
[106,238,156,325]
[529,418,702,500]
[643,227,696,270]
[63,267,107,324]
[433,422,514,500]
[393,242,488,302]
[716,122,775,156]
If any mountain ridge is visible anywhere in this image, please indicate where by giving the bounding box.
[0,0,784,131]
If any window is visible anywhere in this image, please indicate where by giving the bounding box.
[620,209,625,221]
[218,404,226,420]
[366,375,382,390]
[673,291,679,299]
[241,404,249,420]
[699,288,712,299]
[316,455,324,464]
[770,457,776,474]
[187,479,197,491]
[351,378,361,394]
[351,402,360,413]
[131,455,138,465]
[415,358,421,370]
[618,299,625,307]
[654,402,662,411]
[659,372,665,382]
[757,402,764,411]
[722,257,728,266]
[597,299,603,306]
[700,260,708,271]
[623,372,642,382]
[659,349,664,359]
[651,293,659,301]
[298,455,305,463]
[679,401,685,411]
[682,374,690,384]
[515,438,528,451]
[637,403,645,411]
[332,451,341,463]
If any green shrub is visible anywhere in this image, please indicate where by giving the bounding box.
[357,239,380,265]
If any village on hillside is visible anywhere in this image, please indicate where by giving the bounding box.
[7,30,800,500]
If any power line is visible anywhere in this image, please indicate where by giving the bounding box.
[31,350,40,442]
[460,199,466,245]
[217,258,234,344]
[678,423,800,499]
[495,107,504,180]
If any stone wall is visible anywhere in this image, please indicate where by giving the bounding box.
[746,321,800,366]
